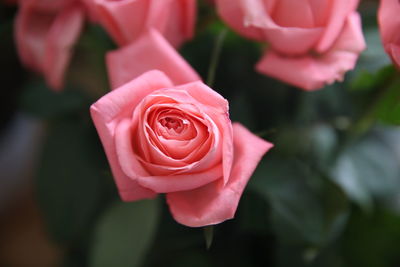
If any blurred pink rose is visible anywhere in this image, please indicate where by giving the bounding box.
[217,0,366,90]
[378,0,400,67]
[91,70,272,227]
[15,0,85,90]
[87,0,196,47]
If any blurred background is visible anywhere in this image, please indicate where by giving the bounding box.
[2,0,400,266]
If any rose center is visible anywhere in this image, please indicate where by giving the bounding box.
[160,117,185,134]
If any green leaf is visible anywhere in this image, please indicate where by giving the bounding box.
[250,156,349,247]
[20,82,86,118]
[350,66,395,92]
[375,81,400,125]
[36,118,111,243]
[341,209,400,267]
[89,200,160,267]
[330,133,400,211]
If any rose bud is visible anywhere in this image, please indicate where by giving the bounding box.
[216,0,366,90]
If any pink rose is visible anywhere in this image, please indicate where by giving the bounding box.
[15,0,85,90]
[86,0,196,47]
[90,70,273,227]
[216,0,366,90]
[378,0,400,67]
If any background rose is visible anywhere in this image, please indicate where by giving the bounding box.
[87,0,196,47]
[15,0,85,90]
[90,70,273,227]
[216,0,366,90]
[378,0,400,68]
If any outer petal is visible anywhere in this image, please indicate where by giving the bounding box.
[94,0,149,46]
[316,0,359,52]
[240,0,323,55]
[263,26,323,55]
[15,5,50,74]
[271,0,315,28]
[146,0,196,47]
[175,0,196,44]
[174,81,229,114]
[166,123,273,227]
[256,13,365,91]
[386,44,400,68]
[44,4,84,90]
[136,164,223,193]
[216,0,264,41]
[106,30,200,89]
[378,0,400,67]
[114,118,151,179]
[90,71,174,201]
[378,0,400,44]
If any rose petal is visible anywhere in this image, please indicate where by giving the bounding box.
[166,123,273,227]
[239,0,323,55]
[174,81,229,115]
[272,0,315,28]
[378,0,400,67]
[216,0,264,41]
[265,26,323,55]
[91,117,156,202]
[308,0,331,27]
[146,0,196,47]
[387,43,400,68]
[239,0,273,29]
[137,164,223,193]
[114,118,149,179]
[330,12,366,53]
[44,4,84,90]
[106,29,201,89]
[15,6,51,74]
[316,0,359,52]
[378,0,400,44]
[94,0,149,46]
[256,12,365,91]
